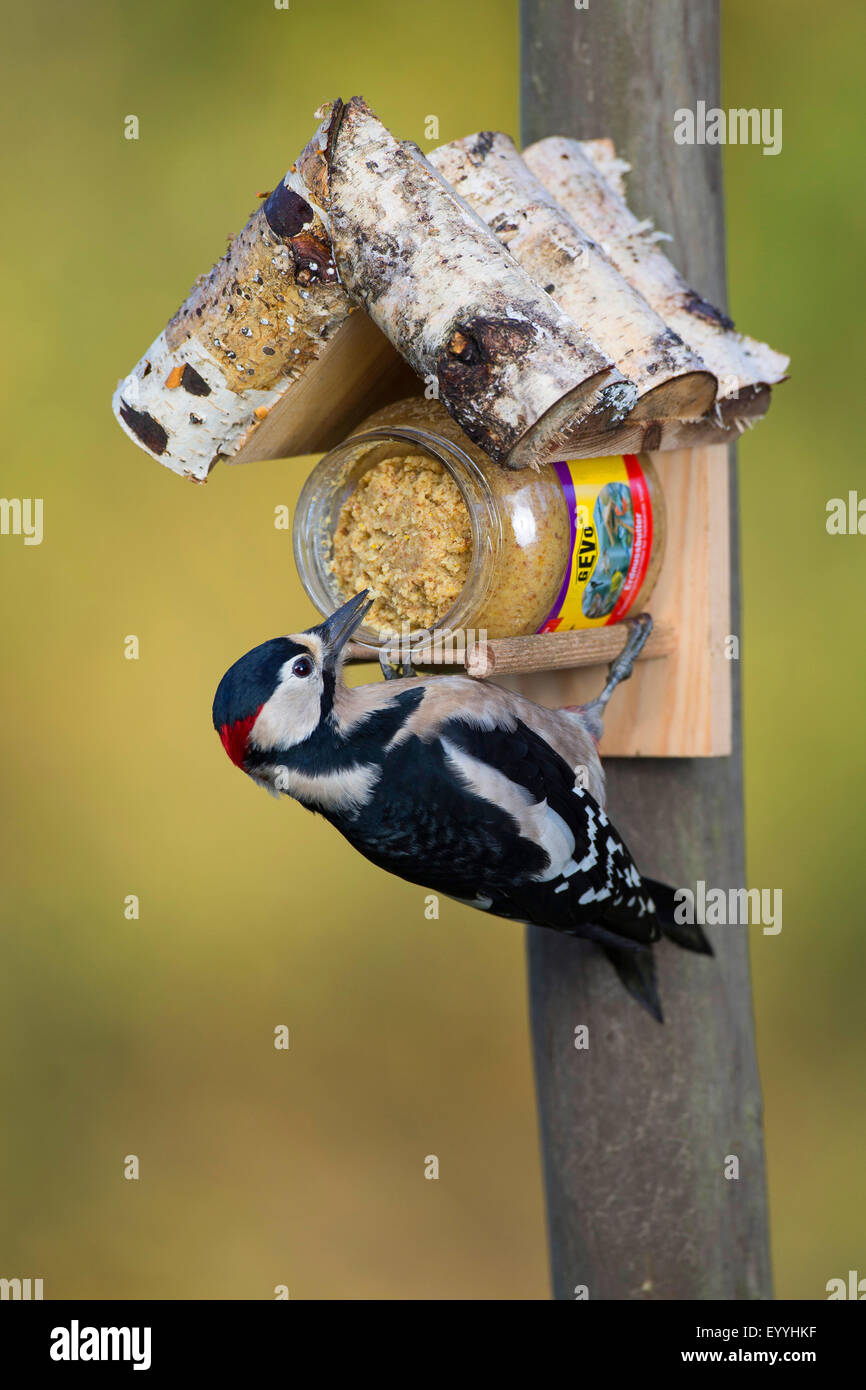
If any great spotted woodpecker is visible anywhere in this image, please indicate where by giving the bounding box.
[213,592,711,1019]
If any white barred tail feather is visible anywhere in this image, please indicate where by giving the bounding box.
[642,877,714,955]
[600,879,713,1021]
[601,943,664,1023]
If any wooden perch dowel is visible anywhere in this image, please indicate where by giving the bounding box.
[284,97,639,470]
[465,619,675,679]
[523,136,789,417]
[344,618,675,679]
[429,133,717,423]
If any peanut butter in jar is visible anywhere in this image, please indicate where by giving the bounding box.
[294,396,665,644]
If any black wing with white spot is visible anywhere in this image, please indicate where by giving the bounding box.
[438,717,662,946]
[332,713,662,949]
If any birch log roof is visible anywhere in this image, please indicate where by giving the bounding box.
[112,96,788,481]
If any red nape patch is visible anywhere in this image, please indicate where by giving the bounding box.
[219,710,260,769]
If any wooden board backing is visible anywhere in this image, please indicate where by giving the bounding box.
[500,445,732,756]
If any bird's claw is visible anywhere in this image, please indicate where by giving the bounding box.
[606,612,653,689]
[379,646,416,680]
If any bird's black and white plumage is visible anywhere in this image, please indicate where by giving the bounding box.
[213,593,711,1020]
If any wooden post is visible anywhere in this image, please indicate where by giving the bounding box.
[521,0,772,1300]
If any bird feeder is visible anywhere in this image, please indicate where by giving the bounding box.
[112,96,788,759]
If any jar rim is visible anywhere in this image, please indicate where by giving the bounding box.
[293,423,503,653]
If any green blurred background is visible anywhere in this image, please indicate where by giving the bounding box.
[1,0,862,1299]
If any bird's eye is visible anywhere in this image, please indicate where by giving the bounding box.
[291,656,313,678]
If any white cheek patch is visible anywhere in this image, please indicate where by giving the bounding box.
[251,669,323,750]
[269,761,381,813]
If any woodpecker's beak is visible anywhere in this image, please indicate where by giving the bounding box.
[310,590,373,658]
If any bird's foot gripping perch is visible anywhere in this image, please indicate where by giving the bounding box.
[379,643,416,681]
[563,612,653,743]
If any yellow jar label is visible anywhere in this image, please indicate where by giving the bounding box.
[538,455,654,631]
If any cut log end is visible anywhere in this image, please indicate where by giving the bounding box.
[524,135,789,407]
[507,373,637,469]
[717,381,772,425]
[632,368,717,422]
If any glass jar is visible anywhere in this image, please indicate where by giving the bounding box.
[293,396,665,647]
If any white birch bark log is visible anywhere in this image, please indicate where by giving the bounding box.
[285,97,638,470]
[578,138,630,199]
[111,154,409,480]
[524,136,789,417]
[429,132,717,421]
